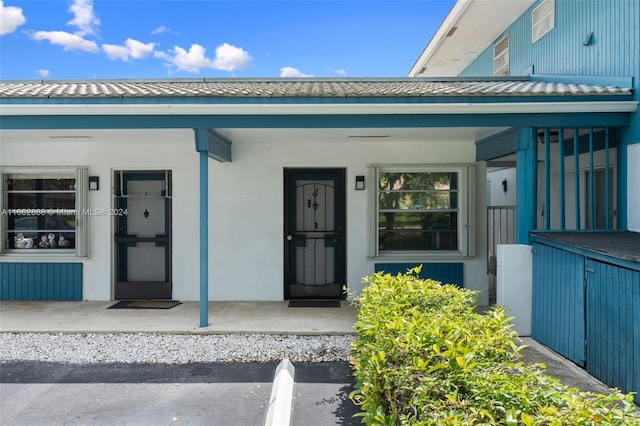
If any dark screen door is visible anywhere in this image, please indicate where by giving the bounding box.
[114,171,172,299]
[284,169,346,299]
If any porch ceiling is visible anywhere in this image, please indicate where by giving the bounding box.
[0,127,510,145]
[214,127,509,144]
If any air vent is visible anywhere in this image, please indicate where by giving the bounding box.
[532,0,555,43]
[493,34,509,77]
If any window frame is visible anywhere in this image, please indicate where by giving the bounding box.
[1,166,89,257]
[367,164,476,259]
[531,0,555,44]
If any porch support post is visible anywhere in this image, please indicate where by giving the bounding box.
[516,127,537,244]
[194,128,209,327]
[199,150,209,327]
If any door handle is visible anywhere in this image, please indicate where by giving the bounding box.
[286,234,293,241]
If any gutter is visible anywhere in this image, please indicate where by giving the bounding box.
[1,101,637,116]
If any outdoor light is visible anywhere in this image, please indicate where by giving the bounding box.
[355,175,365,190]
[89,176,99,190]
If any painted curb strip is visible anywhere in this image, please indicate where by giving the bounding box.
[265,358,295,426]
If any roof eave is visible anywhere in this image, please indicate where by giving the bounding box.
[1,101,636,116]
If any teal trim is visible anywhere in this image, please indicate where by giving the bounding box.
[516,127,536,243]
[0,112,631,130]
[199,151,208,327]
[206,129,232,162]
[0,262,82,300]
[475,127,518,161]
[589,130,595,229]
[558,127,565,229]
[543,129,551,230]
[194,128,208,152]
[531,74,634,88]
[574,130,581,229]
[605,128,610,230]
[194,128,231,161]
[617,139,628,230]
[374,262,463,288]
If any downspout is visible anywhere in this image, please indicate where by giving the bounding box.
[516,127,537,244]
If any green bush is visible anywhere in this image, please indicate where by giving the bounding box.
[349,266,639,425]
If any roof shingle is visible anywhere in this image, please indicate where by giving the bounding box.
[0,78,631,99]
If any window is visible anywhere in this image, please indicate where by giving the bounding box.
[493,34,509,77]
[532,0,555,43]
[1,167,88,256]
[368,165,475,258]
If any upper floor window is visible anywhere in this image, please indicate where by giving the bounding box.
[1,167,88,257]
[368,164,476,258]
[532,0,555,43]
[493,34,509,77]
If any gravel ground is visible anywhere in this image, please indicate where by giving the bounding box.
[0,333,355,364]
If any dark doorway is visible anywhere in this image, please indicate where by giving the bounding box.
[284,169,346,299]
[114,171,172,299]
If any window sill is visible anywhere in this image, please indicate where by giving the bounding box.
[0,251,86,261]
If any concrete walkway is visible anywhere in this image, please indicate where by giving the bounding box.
[0,300,357,335]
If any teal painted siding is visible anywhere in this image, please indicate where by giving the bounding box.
[374,262,463,287]
[0,263,82,300]
[461,0,640,79]
[586,259,640,404]
[459,49,493,77]
[531,243,585,365]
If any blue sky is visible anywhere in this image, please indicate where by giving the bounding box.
[0,0,455,80]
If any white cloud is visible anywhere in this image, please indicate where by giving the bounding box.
[38,69,50,78]
[335,69,347,76]
[151,25,176,35]
[280,66,313,78]
[170,44,215,73]
[32,30,98,52]
[67,0,99,36]
[0,0,26,35]
[212,43,252,72]
[102,43,129,61]
[157,42,252,74]
[103,38,156,61]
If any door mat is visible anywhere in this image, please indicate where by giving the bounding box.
[288,300,342,308]
[107,300,182,310]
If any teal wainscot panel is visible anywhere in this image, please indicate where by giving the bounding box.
[374,262,463,287]
[0,263,82,300]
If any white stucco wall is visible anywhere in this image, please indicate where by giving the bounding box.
[1,129,489,304]
[486,167,516,206]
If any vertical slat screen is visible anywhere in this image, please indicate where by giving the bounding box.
[0,263,82,300]
[531,243,585,365]
[573,129,581,229]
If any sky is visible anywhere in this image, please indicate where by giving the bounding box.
[0,0,455,80]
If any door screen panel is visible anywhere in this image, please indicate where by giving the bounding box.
[285,170,345,299]
[114,171,172,299]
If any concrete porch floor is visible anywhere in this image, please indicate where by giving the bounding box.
[0,301,357,335]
